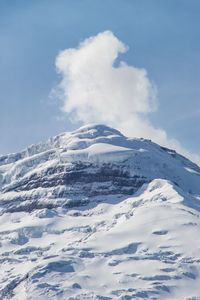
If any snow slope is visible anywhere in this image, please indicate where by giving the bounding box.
[0,124,200,299]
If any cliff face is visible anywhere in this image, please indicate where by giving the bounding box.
[0,124,200,299]
[1,124,200,213]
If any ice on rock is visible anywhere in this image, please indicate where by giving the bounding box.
[60,143,135,164]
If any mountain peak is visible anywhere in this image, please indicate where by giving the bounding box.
[1,123,200,206]
[0,125,200,299]
[71,123,124,138]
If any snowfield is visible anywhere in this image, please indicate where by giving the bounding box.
[0,124,200,299]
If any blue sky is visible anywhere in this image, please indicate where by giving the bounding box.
[0,0,199,157]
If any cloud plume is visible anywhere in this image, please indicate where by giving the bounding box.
[55,31,200,165]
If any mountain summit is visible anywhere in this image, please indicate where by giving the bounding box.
[0,124,200,299]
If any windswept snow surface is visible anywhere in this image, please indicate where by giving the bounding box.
[0,124,200,299]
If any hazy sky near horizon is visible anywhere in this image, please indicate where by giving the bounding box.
[0,0,200,159]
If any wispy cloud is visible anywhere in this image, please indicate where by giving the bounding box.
[54,31,200,165]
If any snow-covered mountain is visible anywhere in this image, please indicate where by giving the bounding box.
[0,124,200,299]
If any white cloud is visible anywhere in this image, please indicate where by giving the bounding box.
[55,31,200,165]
